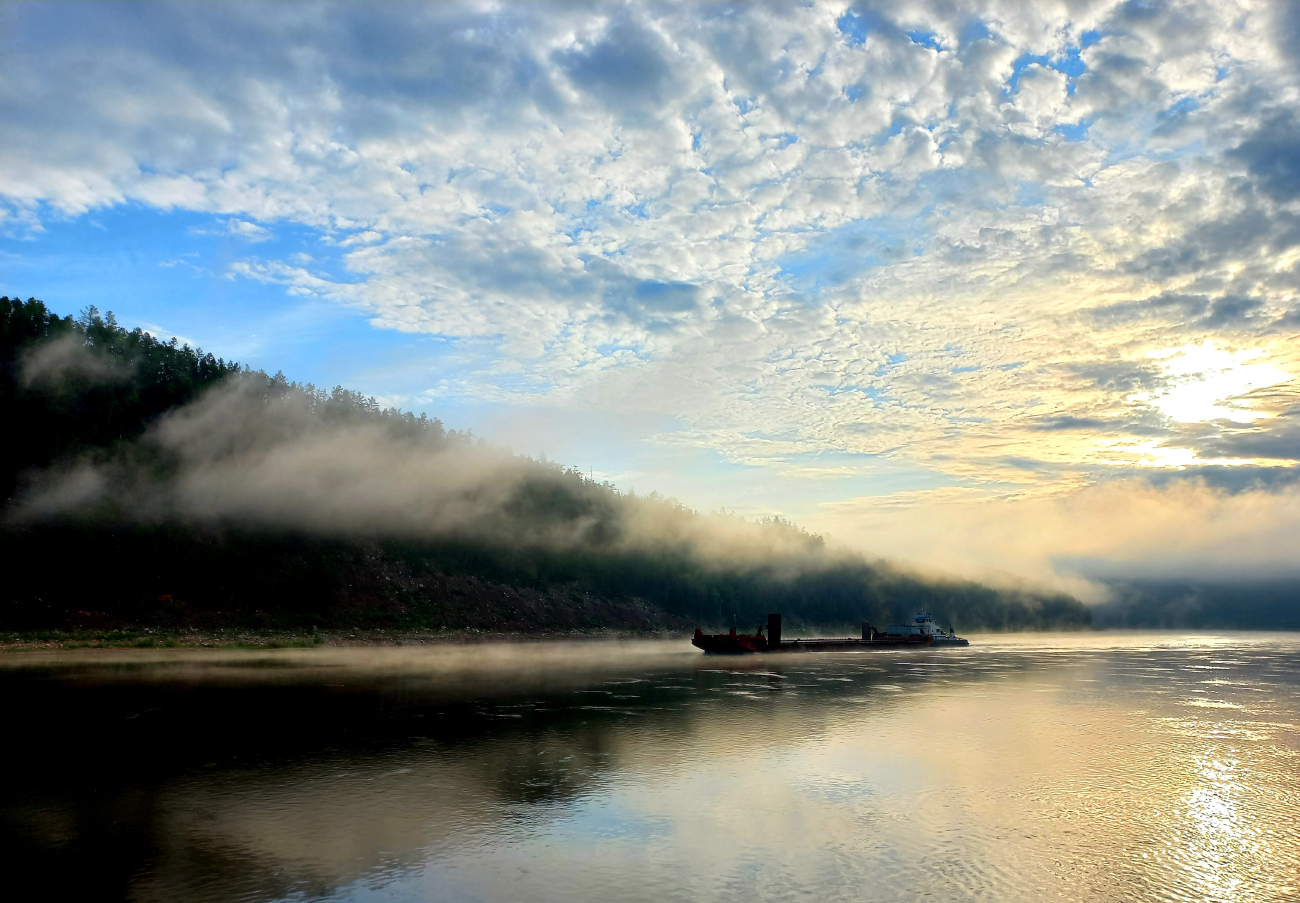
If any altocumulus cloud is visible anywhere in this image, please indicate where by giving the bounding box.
[3,0,1300,591]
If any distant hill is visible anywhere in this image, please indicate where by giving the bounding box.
[0,296,1092,634]
[1092,579,1300,630]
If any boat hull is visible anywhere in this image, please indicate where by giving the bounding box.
[691,613,969,654]
[691,632,964,654]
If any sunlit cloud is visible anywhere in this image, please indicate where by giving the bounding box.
[1138,344,1291,425]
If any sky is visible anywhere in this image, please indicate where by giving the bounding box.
[3,0,1300,599]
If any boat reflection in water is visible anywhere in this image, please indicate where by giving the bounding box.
[692,612,969,654]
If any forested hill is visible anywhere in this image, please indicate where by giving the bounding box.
[0,296,1092,634]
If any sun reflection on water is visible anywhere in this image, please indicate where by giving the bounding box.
[1162,745,1287,902]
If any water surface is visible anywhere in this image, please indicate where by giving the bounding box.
[2,633,1298,902]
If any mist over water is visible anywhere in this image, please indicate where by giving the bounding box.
[3,635,1298,902]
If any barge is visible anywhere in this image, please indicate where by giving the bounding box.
[692,612,968,654]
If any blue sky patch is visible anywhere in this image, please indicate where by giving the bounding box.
[836,10,871,46]
[0,205,465,416]
[959,20,992,44]
[907,30,943,52]
[1056,118,1092,141]
[777,217,929,292]
[1007,49,1087,97]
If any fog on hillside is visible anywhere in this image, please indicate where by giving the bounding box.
[0,298,1090,632]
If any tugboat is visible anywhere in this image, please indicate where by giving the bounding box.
[691,612,969,654]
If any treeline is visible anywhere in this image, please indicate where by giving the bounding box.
[0,296,1092,633]
[1,298,235,502]
[1092,579,1300,629]
[0,296,473,499]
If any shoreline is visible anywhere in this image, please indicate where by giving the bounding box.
[0,626,692,651]
[2,625,1287,653]
[0,622,1118,652]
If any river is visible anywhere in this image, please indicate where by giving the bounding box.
[2,632,1297,902]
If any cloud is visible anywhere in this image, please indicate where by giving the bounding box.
[226,219,272,241]
[5,1,1300,592]
[1030,415,1118,432]
[811,473,1300,599]
[1273,0,1300,65]
[1090,291,1211,325]
[1002,63,1071,139]
[1188,402,1300,461]
[1228,110,1300,203]
[555,19,678,115]
[1089,291,1267,330]
[188,219,273,242]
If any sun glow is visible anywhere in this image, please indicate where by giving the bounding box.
[1112,440,1259,469]
[1120,442,1200,468]
[1134,343,1290,424]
